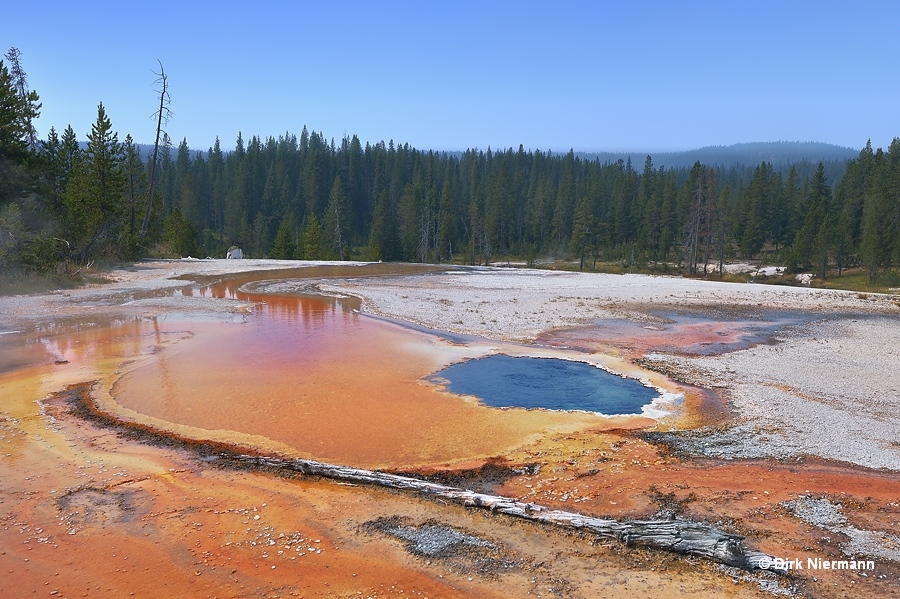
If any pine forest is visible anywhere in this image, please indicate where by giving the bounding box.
[3,51,900,285]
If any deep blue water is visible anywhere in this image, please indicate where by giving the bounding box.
[431,354,658,415]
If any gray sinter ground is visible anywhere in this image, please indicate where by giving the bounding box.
[362,517,524,579]
[645,316,900,470]
[785,496,900,562]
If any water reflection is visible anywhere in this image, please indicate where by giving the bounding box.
[234,283,356,329]
[176,264,428,328]
[12,315,189,371]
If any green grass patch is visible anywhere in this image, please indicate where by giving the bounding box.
[0,267,76,296]
[811,268,899,294]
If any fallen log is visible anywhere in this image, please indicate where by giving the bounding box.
[232,453,783,573]
[59,383,782,574]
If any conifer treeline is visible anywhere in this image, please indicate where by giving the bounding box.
[152,129,900,279]
[3,47,899,281]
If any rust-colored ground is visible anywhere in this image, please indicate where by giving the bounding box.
[1,376,775,599]
[2,265,899,598]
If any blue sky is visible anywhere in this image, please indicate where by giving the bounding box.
[4,1,899,152]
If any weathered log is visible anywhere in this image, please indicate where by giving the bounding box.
[232,453,783,573]
[61,383,781,572]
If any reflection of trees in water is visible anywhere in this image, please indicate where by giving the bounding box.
[24,264,436,382]
[196,263,438,316]
[33,315,187,365]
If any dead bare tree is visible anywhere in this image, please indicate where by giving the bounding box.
[685,167,704,274]
[4,47,40,151]
[701,167,718,274]
[140,60,172,237]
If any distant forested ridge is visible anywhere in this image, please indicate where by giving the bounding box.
[578,141,858,168]
[576,142,855,186]
[2,50,900,284]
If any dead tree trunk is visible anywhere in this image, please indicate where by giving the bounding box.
[141,61,170,238]
[232,453,783,573]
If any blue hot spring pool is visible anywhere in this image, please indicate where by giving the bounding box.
[431,354,658,415]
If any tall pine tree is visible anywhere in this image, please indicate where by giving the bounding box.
[63,103,125,259]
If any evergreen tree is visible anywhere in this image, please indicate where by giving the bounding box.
[63,103,125,259]
[437,166,457,261]
[636,156,658,260]
[858,143,900,280]
[224,135,248,246]
[487,160,514,259]
[739,163,772,258]
[121,134,148,258]
[791,163,831,275]
[715,185,732,275]
[367,190,400,261]
[346,134,368,233]
[163,207,197,257]
[207,137,226,233]
[250,211,269,257]
[860,190,889,279]
[301,213,329,259]
[271,211,298,259]
[173,139,202,227]
[552,153,576,250]
[777,166,801,249]
[700,167,720,273]
[397,180,420,261]
[322,176,351,260]
[468,162,487,265]
[888,138,900,268]
[41,127,66,215]
[611,158,638,252]
[569,195,595,269]
[657,170,678,261]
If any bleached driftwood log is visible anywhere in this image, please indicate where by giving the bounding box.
[66,380,783,573]
[232,453,783,573]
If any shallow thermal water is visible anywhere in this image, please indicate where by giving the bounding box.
[111,265,635,468]
[431,354,658,415]
[541,309,811,356]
